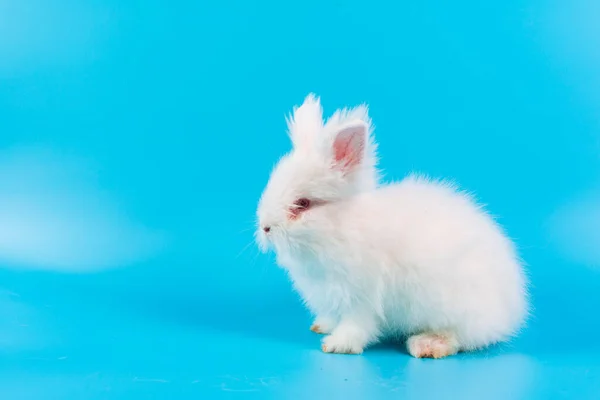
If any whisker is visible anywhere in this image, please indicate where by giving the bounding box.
[238,226,256,234]
[236,239,257,259]
[250,249,261,269]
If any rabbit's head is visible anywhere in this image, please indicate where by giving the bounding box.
[256,94,379,252]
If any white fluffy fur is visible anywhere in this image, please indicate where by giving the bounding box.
[257,94,529,358]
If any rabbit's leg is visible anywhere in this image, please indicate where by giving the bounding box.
[321,311,379,354]
[406,332,459,359]
[310,315,337,334]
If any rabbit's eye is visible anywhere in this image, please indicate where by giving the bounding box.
[290,198,311,219]
[295,198,311,210]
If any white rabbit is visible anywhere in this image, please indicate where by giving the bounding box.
[256,94,528,358]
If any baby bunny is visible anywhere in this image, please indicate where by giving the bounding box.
[256,94,528,358]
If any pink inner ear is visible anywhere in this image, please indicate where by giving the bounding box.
[333,125,365,169]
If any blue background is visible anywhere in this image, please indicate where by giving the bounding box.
[1,0,600,398]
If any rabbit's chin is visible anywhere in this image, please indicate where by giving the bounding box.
[255,233,270,253]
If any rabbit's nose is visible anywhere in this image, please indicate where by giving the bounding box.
[263,226,271,233]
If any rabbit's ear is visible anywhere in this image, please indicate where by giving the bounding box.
[286,94,323,150]
[332,121,367,171]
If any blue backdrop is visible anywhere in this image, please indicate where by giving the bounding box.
[1,0,599,398]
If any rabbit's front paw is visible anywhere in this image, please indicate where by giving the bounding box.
[310,316,336,334]
[321,332,364,354]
